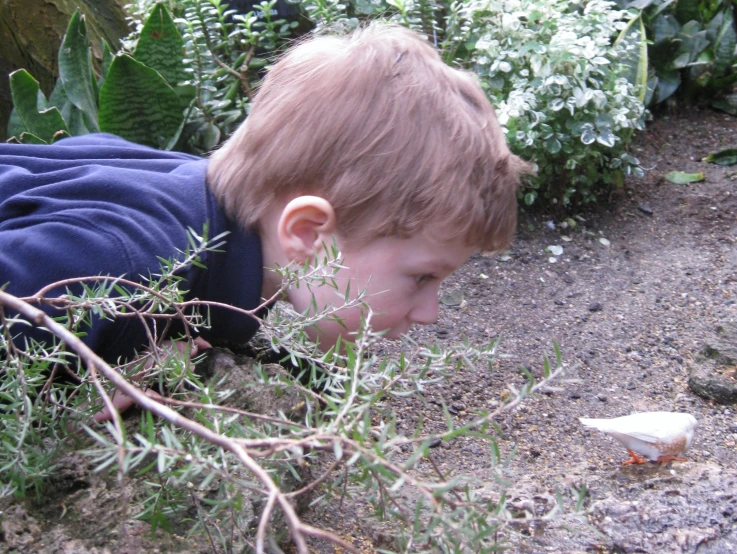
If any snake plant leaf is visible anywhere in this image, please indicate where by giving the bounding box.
[652,13,680,44]
[134,3,187,87]
[48,80,92,137]
[702,148,737,166]
[655,69,681,104]
[712,8,737,80]
[99,54,184,148]
[9,69,70,144]
[665,171,704,184]
[674,0,699,25]
[58,11,100,132]
[613,13,648,102]
[712,93,737,116]
[101,39,114,85]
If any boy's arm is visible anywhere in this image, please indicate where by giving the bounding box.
[0,216,144,360]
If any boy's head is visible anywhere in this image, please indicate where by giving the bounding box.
[208,23,530,346]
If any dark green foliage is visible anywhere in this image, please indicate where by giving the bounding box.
[7,4,191,147]
[58,11,100,132]
[8,70,70,144]
[619,0,737,105]
[134,3,189,87]
[99,55,184,148]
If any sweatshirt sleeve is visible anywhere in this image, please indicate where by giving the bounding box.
[0,136,211,362]
[0,212,153,361]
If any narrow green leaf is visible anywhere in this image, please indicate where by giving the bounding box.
[665,171,704,184]
[134,3,188,87]
[99,54,184,148]
[655,69,681,104]
[58,11,99,132]
[613,13,648,102]
[99,39,114,88]
[47,79,89,135]
[9,69,69,143]
[702,148,737,166]
[713,8,737,79]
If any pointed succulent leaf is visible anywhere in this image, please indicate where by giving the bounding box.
[58,11,99,132]
[654,69,680,103]
[99,54,184,148]
[712,8,737,79]
[101,39,114,84]
[652,14,680,44]
[48,81,92,136]
[134,3,188,87]
[9,69,70,143]
[673,0,699,25]
[614,14,649,102]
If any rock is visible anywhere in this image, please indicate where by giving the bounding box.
[699,323,737,366]
[638,203,654,215]
[589,302,603,312]
[688,323,737,404]
[688,362,737,404]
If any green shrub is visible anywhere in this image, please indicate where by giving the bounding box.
[447,0,648,207]
[8,0,654,209]
[617,0,737,106]
[0,233,576,551]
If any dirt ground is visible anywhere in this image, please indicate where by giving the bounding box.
[1,107,736,553]
[304,106,737,553]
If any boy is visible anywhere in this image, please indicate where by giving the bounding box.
[0,23,526,365]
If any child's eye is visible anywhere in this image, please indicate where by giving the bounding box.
[415,274,437,286]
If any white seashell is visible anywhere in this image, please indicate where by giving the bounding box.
[579,412,697,464]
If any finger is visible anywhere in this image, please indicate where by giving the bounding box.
[193,336,212,351]
[93,388,164,423]
[93,389,136,423]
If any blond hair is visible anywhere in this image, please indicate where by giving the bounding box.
[208,23,530,251]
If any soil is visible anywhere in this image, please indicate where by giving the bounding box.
[1,107,736,553]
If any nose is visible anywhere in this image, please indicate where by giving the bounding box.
[408,287,439,325]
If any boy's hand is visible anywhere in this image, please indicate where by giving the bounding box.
[93,336,212,423]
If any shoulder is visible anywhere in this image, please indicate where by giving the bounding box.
[0,135,221,286]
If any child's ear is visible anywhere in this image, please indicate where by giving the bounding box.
[277,196,337,263]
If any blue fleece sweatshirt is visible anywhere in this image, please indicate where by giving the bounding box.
[0,134,264,362]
